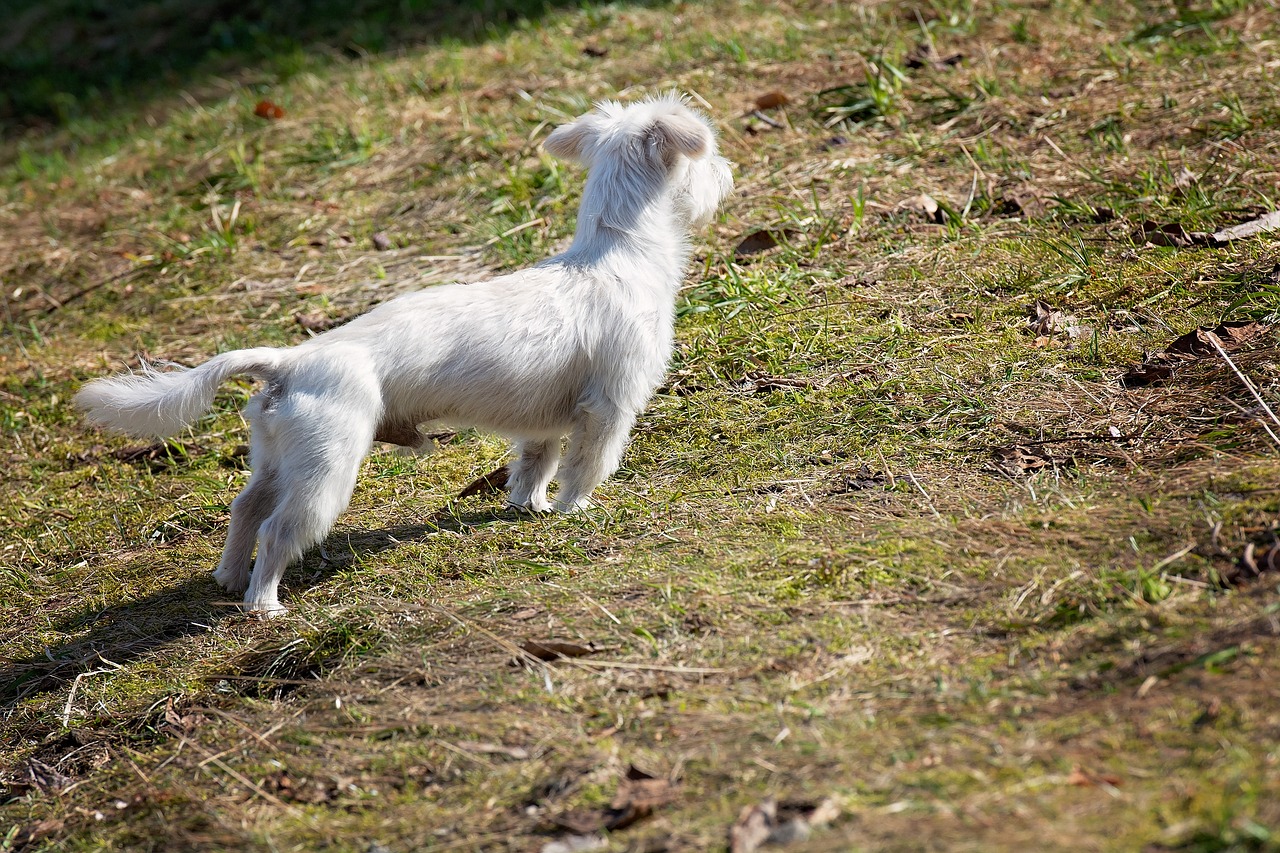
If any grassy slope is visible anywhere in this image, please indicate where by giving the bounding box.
[3,0,1280,850]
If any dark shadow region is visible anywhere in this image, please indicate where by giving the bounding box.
[0,503,517,717]
[1,0,631,129]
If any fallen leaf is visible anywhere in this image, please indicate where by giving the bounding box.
[1166,321,1267,356]
[1028,300,1070,335]
[1207,209,1280,245]
[992,445,1054,475]
[551,767,676,835]
[518,639,604,662]
[372,231,393,251]
[990,193,1043,219]
[160,696,204,734]
[1192,697,1223,729]
[754,90,790,110]
[1118,353,1177,388]
[1133,220,1210,248]
[828,465,887,494]
[609,766,677,830]
[254,99,285,120]
[835,274,879,289]
[294,311,341,332]
[23,758,74,795]
[1119,321,1270,388]
[581,44,608,58]
[457,464,509,498]
[735,228,797,258]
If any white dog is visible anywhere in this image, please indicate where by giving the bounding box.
[75,94,734,616]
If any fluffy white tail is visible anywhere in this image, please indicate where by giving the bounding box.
[75,347,288,438]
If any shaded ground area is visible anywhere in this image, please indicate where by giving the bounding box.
[3,0,1280,850]
[3,0,632,127]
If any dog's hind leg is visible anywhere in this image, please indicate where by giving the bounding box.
[506,439,560,513]
[551,408,636,513]
[240,452,364,616]
[212,469,278,593]
[240,406,373,616]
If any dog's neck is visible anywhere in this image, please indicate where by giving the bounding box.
[560,175,691,291]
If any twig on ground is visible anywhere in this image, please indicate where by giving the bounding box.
[1209,334,1280,452]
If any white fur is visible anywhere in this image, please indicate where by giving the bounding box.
[75,94,734,617]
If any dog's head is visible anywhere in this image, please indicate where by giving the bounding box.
[545,94,733,229]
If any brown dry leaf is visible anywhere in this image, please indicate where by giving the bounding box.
[161,696,204,734]
[1120,320,1270,388]
[993,445,1054,476]
[1119,353,1177,388]
[457,464,509,498]
[754,90,791,110]
[735,228,797,258]
[552,767,676,835]
[1028,300,1070,335]
[828,465,887,494]
[1166,321,1267,357]
[608,766,677,830]
[1133,220,1210,248]
[581,44,608,57]
[254,99,285,120]
[23,758,74,795]
[518,639,604,662]
[371,231,393,251]
[294,311,341,332]
[730,797,840,852]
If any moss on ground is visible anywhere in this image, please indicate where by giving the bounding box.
[4,0,1280,850]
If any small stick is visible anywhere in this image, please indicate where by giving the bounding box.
[905,471,943,521]
[1208,334,1280,452]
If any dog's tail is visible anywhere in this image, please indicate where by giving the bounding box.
[75,347,289,438]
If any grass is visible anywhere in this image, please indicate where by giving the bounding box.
[4,0,1280,850]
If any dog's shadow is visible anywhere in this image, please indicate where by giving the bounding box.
[0,504,520,716]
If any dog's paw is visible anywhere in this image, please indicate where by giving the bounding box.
[506,495,553,513]
[550,495,592,513]
[242,599,288,619]
[212,564,250,593]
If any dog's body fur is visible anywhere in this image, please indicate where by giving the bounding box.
[76,94,734,615]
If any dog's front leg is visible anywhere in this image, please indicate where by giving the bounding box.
[506,438,560,512]
[552,408,636,512]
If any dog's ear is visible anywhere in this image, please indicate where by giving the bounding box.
[649,112,713,165]
[544,120,594,163]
